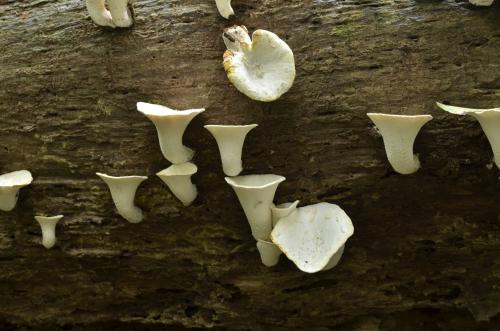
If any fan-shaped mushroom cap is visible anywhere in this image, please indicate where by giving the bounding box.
[0,170,33,211]
[271,202,354,273]
[35,215,64,249]
[157,162,198,206]
[222,26,295,102]
[436,102,500,169]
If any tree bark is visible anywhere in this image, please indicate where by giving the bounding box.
[0,0,499,330]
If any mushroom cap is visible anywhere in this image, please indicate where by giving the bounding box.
[436,102,500,115]
[156,162,198,177]
[0,170,33,188]
[271,202,354,273]
[469,0,494,6]
[223,27,295,102]
[96,172,147,186]
[137,102,205,118]
[225,174,286,190]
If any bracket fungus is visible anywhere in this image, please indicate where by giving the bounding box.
[256,239,282,267]
[367,113,433,175]
[205,124,258,176]
[86,0,133,28]
[225,174,286,240]
[222,25,295,102]
[215,0,234,19]
[157,162,198,206]
[271,200,299,227]
[271,203,354,273]
[137,102,205,164]
[0,170,33,212]
[96,173,147,223]
[35,215,63,249]
[437,102,500,169]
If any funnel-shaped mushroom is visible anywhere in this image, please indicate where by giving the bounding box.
[469,0,494,6]
[215,0,234,18]
[225,174,286,240]
[205,124,258,176]
[271,200,299,227]
[157,162,198,206]
[222,25,295,102]
[86,0,115,27]
[0,170,33,212]
[367,113,433,175]
[35,215,63,249]
[271,202,354,273]
[96,173,147,223]
[108,0,133,27]
[437,102,500,169]
[137,102,205,164]
[256,239,282,267]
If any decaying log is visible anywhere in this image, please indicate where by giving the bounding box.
[0,0,499,329]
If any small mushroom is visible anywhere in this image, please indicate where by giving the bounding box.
[256,239,282,267]
[137,102,205,164]
[436,102,500,169]
[222,25,296,102]
[215,0,234,19]
[86,0,115,27]
[0,170,33,212]
[97,173,147,223]
[271,202,354,273]
[157,162,198,206]
[35,215,63,249]
[225,174,286,240]
[367,113,433,175]
[205,124,258,176]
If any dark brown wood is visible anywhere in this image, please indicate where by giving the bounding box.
[0,0,499,329]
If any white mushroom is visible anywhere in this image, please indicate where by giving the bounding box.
[256,239,282,267]
[0,170,33,212]
[35,215,63,249]
[271,202,354,273]
[108,0,133,27]
[469,0,494,6]
[367,113,433,175]
[225,174,286,240]
[215,0,234,19]
[436,102,500,169]
[222,25,295,102]
[96,173,147,223]
[86,0,116,27]
[271,200,299,227]
[205,124,258,176]
[157,162,198,206]
[137,102,205,164]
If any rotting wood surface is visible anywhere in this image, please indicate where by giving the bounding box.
[0,0,499,330]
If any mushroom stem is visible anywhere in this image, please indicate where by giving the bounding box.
[86,0,115,27]
[35,215,63,249]
[436,102,500,169]
[215,0,234,19]
[205,124,258,176]
[367,113,433,175]
[97,173,147,223]
[157,162,198,206]
[137,102,205,164]
[256,239,282,267]
[225,174,286,240]
[108,0,133,27]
